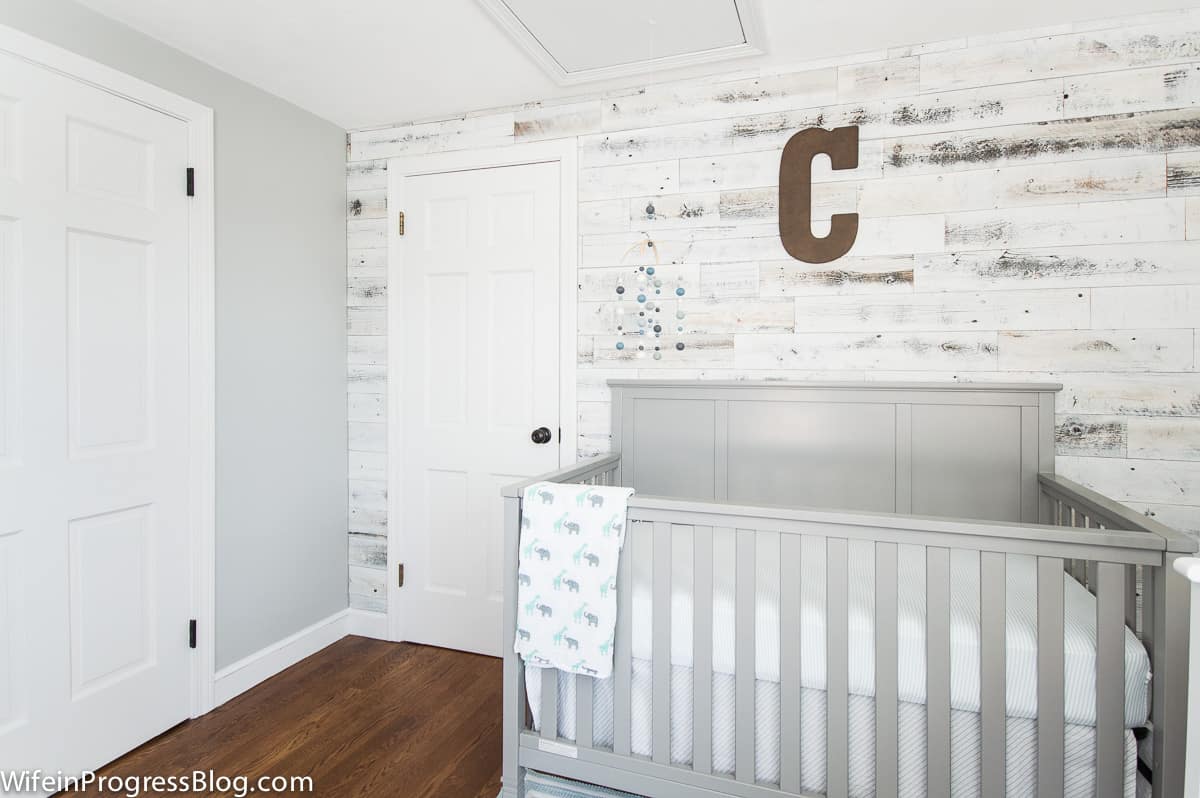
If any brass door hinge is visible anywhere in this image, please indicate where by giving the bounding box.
[397,211,405,236]
[398,563,405,588]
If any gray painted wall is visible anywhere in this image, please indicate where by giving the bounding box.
[0,0,349,668]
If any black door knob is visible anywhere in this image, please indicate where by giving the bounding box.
[531,427,552,444]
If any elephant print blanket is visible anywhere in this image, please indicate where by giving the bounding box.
[515,481,635,679]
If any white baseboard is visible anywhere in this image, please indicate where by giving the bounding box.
[347,608,389,640]
[213,609,349,707]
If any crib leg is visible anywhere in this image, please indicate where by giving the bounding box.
[1153,552,1191,798]
[503,495,527,798]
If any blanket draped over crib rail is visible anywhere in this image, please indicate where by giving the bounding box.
[515,481,634,679]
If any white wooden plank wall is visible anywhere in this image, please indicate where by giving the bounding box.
[345,9,1200,611]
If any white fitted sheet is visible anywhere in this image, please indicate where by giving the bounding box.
[527,662,1138,798]
[626,535,1150,727]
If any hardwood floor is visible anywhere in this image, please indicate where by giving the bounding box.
[62,637,502,798]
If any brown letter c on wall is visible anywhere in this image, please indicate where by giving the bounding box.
[779,126,860,264]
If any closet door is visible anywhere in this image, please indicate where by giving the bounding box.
[393,160,562,656]
[0,48,192,784]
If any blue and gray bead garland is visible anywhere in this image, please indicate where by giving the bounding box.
[612,262,687,358]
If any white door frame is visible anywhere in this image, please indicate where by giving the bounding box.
[0,25,218,716]
[385,139,578,643]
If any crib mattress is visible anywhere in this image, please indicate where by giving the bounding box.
[624,537,1150,726]
[526,661,1138,798]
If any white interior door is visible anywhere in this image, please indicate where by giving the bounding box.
[395,160,562,657]
[0,48,192,784]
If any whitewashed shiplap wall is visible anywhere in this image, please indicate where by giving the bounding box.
[346,8,1200,612]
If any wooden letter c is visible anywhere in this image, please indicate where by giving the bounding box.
[779,126,860,264]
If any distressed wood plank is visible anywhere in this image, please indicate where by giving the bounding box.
[348,273,387,307]
[680,143,884,193]
[579,199,631,235]
[349,248,386,272]
[734,331,999,370]
[592,334,735,367]
[348,112,515,160]
[348,188,387,220]
[1169,150,1200,196]
[347,307,386,336]
[630,192,721,230]
[602,68,839,130]
[699,262,760,299]
[1055,414,1128,457]
[1188,196,1200,239]
[1056,373,1200,418]
[837,56,920,102]
[921,23,1200,93]
[916,241,1200,291]
[347,335,386,365]
[944,198,1184,251]
[348,421,387,453]
[1066,64,1200,117]
[514,100,602,142]
[1126,502,1200,535]
[348,393,386,422]
[348,218,388,250]
[1058,456,1200,513]
[349,565,386,612]
[998,329,1194,371]
[1128,417,1200,460]
[793,288,1088,332]
[884,110,1200,175]
[347,364,386,394]
[348,532,388,569]
[347,159,387,190]
[577,263,699,302]
[349,451,387,481]
[761,256,915,296]
[580,160,680,202]
[718,182,858,222]
[579,298,794,336]
[1092,285,1200,328]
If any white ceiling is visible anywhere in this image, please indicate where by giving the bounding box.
[76,0,1191,130]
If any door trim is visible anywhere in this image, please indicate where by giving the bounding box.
[385,139,579,643]
[0,24,218,716]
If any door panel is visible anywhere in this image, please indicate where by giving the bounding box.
[398,160,561,657]
[0,48,192,786]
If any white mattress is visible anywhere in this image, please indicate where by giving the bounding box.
[525,534,1151,796]
[528,663,1139,798]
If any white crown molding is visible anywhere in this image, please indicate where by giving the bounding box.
[477,0,765,86]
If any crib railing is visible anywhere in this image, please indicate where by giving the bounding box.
[1039,472,1197,798]
[502,457,1194,798]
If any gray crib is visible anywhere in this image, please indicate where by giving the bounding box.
[501,381,1195,798]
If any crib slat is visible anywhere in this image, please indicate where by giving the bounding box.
[780,534,802,793]
[1096,562,1125,798]
[614,521,634,756]
[827,538,849,798]
[540,667,558,740]
[694,526,715,775]
[980,551,1006,798]
[1037,556,1066,798]
[926,546,951,798]
[875,542,899,797]
[652,522,672,765]
[1125,565,1138,631]
[576,675,593,749]
[1142,565,1156,651]
[735,529,756,785]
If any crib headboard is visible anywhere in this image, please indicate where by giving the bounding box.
[608,380,1060,524]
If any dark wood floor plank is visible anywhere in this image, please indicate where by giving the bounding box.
[58,637,503,798]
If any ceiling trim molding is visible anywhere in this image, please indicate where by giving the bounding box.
[477,0,765,86]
